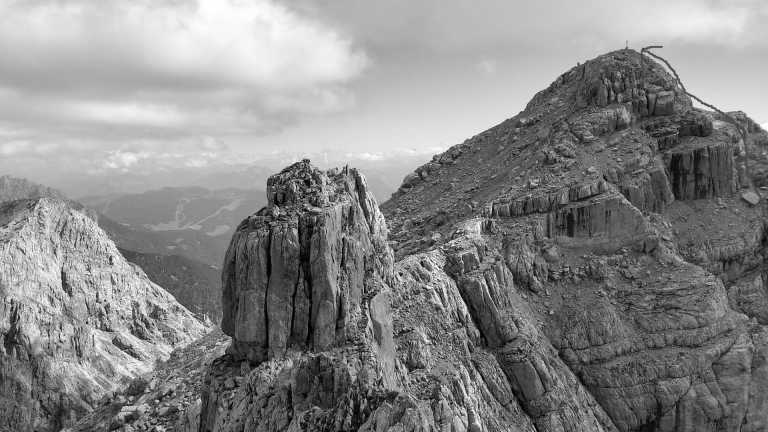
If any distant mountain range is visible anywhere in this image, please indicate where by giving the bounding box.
[23,154,420,204]
[81,186,266,266]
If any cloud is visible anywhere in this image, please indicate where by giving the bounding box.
[476,59,498,75]
[342,146,446,162]
[0,0,367,139]
[762,123,768,131]
[297,0,763,54]
[199,136,228,152]
[0,140,31,156]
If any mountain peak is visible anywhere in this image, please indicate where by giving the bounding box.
[382,48,735,257]
[265,158,327,207]
[0,194,207,431]
[526,48,688,115]
[222,158,394,367]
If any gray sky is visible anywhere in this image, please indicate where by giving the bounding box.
[1,0,767,193]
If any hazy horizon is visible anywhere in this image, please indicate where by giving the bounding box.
[1,0,767,197]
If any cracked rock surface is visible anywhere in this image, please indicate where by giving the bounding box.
[157,49,768,432]
[0,198,207,432]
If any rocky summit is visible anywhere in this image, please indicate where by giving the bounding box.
[0,197,207,432]
[169,48,768,432]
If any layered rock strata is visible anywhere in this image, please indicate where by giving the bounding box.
[197,49,768,432]
[201,161,401,431]
[220,160,395,364]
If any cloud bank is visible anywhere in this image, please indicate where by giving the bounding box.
[0,0,367,139]
[296,0,766,54]
[1,0,766,194]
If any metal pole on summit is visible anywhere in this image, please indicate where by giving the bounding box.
[640,45,758,199]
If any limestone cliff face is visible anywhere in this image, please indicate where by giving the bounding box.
[0,198,206,432]
[201,161,400,431]
[220,160,395,363]
[198,49,768,432]
[381,49,768,432]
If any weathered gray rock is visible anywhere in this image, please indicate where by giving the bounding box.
[221,159,395,364]
[742,190,760,205]
[196,50,768,432]
[668,141,736,200]
[200,160,403,430]
[0,198,206,431]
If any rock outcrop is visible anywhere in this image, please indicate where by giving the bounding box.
[200,161,400,431]
[220,160,395,364]
[0,197,206,431]
[195,49,768,432]
[0,176,223,323]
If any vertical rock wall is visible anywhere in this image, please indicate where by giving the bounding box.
[668,142,736,200]
[221,160,395,365]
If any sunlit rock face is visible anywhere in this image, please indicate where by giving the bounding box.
[0,197,206,432]
[221,159,395,364]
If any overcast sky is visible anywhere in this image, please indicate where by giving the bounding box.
[1,0,767,193]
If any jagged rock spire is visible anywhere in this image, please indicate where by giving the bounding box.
[221,159,395,364]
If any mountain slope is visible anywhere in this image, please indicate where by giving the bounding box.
[0,176,224,321]
[378,48,768,430]
[191,49,768,432]
[0,197,207,431]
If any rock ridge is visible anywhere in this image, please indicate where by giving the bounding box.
[194,49,768,432]
[221,159,395,364]
[0,197,207,431]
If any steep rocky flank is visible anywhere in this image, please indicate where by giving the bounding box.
[69,329,230,432]
[0,176,223,321]
[195,161,616,432]
[219,161,395,362]
[0,197,207,431]
[119,249,221,323]
[382,49,768,431]
[195,48,768,432]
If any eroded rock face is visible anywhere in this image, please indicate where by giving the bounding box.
[0,198,206,432]
[199,50,768,432]
[380,49,768,432]
[668,140,737,200]
[198,161,403,431]
[221,160,395,363]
